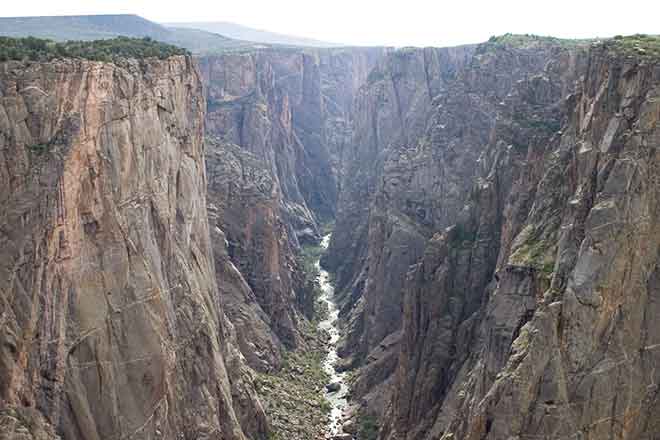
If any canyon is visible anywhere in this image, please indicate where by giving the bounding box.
[0,19,659,440]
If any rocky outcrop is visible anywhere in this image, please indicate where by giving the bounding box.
[325,37,561,421]
[0,56,266,439]
[206,139,299,369]
[199,48,384,363]
[324,44,481,413]
[327,34,660,440]
[200,48,382,228]
[429,42,660,440]
[375,39,587,438]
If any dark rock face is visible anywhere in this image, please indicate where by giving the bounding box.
[328,37,660,440]
[200,48,383,227]
[376,42,587,438]
[429,46,660,440]
[206,139,299,369]
[326,382,341,393]
[0,56,266,439]
[199,48,384,367]
[325,45,482,412]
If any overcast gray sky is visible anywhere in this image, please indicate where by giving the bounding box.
[2,0,658,47]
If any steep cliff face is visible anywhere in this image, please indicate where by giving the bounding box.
[324,46,474,293]
[379,40,589,438]
[327,35,660,440]
[324,45,480,415]
[325,37,582,420]
[200,48,382,228]
[0,56,266,439]
[429,43,660,440]
[198,48,384,364]
[206,138,300,370]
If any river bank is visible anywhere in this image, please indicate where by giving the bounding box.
[254,231,354,440]
[317,234,352,439]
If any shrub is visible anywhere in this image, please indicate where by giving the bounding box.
[450,223,476,246]
[27,143,50,154]
[367,69,386,84]
[0,36,189,63]
[484,33,591,51]
[601,34,660,60]
[298,241,327,321]
[358,414,379,440]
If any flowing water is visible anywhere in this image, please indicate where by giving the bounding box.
[316,234,351,438]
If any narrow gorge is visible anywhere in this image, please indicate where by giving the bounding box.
[0,18,659,440]
[317,233,350,437]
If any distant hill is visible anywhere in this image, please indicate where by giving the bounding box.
[163,21,342,48]
[0,14,267,53]
[0,15,172,41]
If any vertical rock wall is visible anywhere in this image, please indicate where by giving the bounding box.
[328,36,660,440]
[199,48,384,367]
[0,56,266,440]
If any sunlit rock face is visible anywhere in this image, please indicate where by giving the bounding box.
[0,56,266,440]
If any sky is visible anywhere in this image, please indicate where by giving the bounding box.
[1,0,659,47]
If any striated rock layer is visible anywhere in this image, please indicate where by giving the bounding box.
[327,36,660,440]
[206,139,300,371]
[199,48,385,369]
[0,56,266,439]
[427,42,660,440]
[200,48,384,228]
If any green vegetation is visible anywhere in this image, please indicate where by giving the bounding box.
[280,351,329,390]
[256,350,331,439]
[508,225,556,278]
[0,15,338,55]
[541,260,556,277]
[0,36,188,63]
[524,118,561,134]
[367,69,386,84]
[485,33,660,61]
[298,240,323,314]
[257,227,339,440]
[319,222,334,236]
[603,34,660,60]
[0,14,172,42]
[300,242,324,277]
[486,33,591,49]
[0,14,264,55]
[298,225,334,322]
[27,143,50,154]
[450,223,476,247]
[358,413,380,440]
[512,113,562,138]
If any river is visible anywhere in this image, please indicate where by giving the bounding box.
[316,234,351,439]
